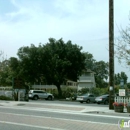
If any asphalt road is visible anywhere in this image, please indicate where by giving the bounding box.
[29,99,108,107]
[0,100,129,130]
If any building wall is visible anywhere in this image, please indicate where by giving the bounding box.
[77,71,96,90]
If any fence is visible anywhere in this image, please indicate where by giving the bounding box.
[0,89,26,101]
[114,96,130,104]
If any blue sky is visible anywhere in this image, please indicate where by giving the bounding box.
[0,0,130,81]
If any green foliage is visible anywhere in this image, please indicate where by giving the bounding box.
[127,82,130,89]
[84,52,96,70]
[47,89,59,99]
[114,85,120,93]
[50,87,77,99]
[62,87,77,99]
[90,87,108,96]
[0,95,13,100]
[0,60,13,86]
[78,87,109,96]
[9,38,86,98]
[0,51,15,86]
[114,72,128,85]
[78,87,89,94]
[84,52,109,88]
[93,61,109,87]
[89,88,100,96]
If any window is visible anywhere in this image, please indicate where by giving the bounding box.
[89,95,94,97]
[33,91,46,93]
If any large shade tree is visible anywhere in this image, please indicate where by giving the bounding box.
[9,38,86,97]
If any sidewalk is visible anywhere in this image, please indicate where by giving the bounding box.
[0,100,129,117]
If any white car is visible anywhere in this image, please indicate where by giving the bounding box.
[29,90,54,100]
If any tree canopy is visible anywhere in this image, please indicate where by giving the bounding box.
[9,38,86,97]
[84,52,109,88]
[0,51,12,86]
[116,19,130,66]
[114,72,128,85]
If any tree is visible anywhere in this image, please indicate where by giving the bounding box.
[114,72,128,85]
[40,38,86,97]
[9,57,20,77]
[116,18,130,66]
[84,52,96,70]
[0,60,13,86]
[84,52,109,88]
[0,51,13,86]
[93,61,109,87]
[10,38,86,98]
[127,82,130,89]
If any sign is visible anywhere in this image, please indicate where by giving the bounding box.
[119,89,125,96]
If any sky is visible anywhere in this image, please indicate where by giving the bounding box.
[0,0,130,81]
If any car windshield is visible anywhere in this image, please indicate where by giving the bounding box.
[80,93,88,96]
[100,95,108,98]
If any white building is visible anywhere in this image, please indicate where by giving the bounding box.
[77,70,96,91]
[31,70,96,91]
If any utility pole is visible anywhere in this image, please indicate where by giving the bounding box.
[109,0,115,109]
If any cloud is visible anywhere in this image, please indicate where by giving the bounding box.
[0,0,129,82]
[0,0,130,79]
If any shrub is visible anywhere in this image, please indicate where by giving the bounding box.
[62,87,76,99]
[79,88,89,94]
[0,95,13,100]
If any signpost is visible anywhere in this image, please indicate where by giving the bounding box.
[119,89,125,96]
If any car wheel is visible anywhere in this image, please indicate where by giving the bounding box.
[47,96,52,100]
[80,101,83,103]
[104,100,108,105]
[33,95,38,100]
[86,99,90,103]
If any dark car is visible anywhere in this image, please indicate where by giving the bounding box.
[95,94,109,104]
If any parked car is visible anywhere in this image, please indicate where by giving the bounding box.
[29,90,54,100]
[95,94,109,104]
[76,93,96,103]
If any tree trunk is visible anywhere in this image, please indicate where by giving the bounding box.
[14,91,18,101]
[56,84,62,99]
